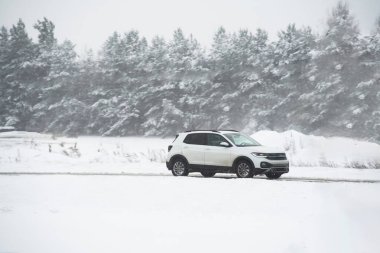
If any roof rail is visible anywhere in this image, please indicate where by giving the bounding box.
[218,129,239,132]
[185,129,218,132]
[185,129,239,133]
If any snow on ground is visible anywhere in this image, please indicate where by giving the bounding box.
[1,130,380,180]
[0,175,379,253]
[1,131,380,252]
[252,130,380,169]
[0,131,171,173]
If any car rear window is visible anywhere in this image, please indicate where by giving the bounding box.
[183,133,206,145]
[172,134,179,143]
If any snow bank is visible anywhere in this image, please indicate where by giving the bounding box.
[252,130,380,169]
[1,130,380,172]
[0,131,50,138]
[0,132,171,172]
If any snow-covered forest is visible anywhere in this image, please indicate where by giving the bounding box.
[0,2,379,141]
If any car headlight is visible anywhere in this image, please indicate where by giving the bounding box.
[251,152,268,158]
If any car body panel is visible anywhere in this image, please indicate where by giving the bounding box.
[182,144,206,165]
[204,145,231,167]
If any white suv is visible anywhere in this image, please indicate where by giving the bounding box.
[166,130,289,179]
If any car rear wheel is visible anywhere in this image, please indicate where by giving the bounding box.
[236,160,254,178]
[171,159,189,176]
[265,172,282,179]
[200,171,216,177]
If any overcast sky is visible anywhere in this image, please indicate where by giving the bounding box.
[0,0,379,54]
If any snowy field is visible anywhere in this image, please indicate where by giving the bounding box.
[1,130,380,180]
[1,131,380,253]
[1,174,380,253]
[1,130,380,169]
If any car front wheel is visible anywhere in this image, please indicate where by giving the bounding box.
[171,159,189,176]
[236,160,254,178]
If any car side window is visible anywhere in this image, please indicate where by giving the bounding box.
[206,134,230,146]
[183,133,206,145]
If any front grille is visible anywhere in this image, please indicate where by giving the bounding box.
[271,163,289,168]
[266,153,287,160]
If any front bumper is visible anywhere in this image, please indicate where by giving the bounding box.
[252,160,290,174]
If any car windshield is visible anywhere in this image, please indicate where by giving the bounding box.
[224,133,261,147]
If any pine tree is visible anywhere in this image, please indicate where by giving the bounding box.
[0,26,11,126]
[241,28,275,133]
[207,28,265,130]
[353,17,380,142]
[140,36,170,135]
[30,39,79,134]
[0,16,379,142]
[33,17,56,49]
[307,1,361,136]
[5,19,35,129]
[269,24,316,131]
[95,30,148,136]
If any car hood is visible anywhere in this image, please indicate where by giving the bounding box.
[236,145,284,153]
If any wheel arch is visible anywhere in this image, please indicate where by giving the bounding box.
[232,156,255,171]
[168,154,189,170]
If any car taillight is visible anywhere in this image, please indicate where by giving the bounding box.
[168,145,173,152]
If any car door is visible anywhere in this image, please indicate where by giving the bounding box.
[204,133,232,167]
[182,133,206,166]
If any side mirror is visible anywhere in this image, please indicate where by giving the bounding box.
[220,141,230,147]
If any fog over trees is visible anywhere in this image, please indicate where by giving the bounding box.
[0,2,379,142]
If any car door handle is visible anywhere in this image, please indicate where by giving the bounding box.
[205,148,211,150]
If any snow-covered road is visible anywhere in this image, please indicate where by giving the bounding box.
[1,174,380,253]
[1,171,380,184]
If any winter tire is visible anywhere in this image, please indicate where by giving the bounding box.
[265,172,282,179]
[236,160,253,178]
[171,159,189,176]
[200,171,216,177]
